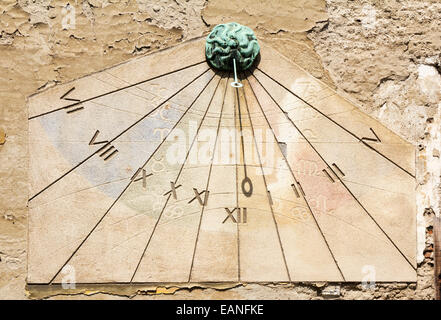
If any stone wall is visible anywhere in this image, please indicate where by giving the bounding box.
[0,0,439,299]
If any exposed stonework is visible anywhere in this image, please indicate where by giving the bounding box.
[309,0,441,300]
[202,0,328,34]
[0,0,188,300]
[201,0,335,86]
[0,0,439,300]
[0,129,5,145]
[309,0,441,142]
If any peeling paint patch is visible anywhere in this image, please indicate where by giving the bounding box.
[26,283,243,300]
[154,287,179,295]
[0,128,5,145]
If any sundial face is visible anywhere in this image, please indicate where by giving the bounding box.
[27,32,416,285]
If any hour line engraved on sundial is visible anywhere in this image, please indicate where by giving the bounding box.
[27,32,417,284]
[188,74,231,282]
[245,74,345,280]
[28,66,211,202]
[234,81,253,198]
[29,61,207,120]
[255,67,414,178]
[130,74,225,282]
[241,75,292,281]
[249,70,416,273]
[45,70,217,284]
[233,74,242,281]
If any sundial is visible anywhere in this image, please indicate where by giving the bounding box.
[28,23,416,285]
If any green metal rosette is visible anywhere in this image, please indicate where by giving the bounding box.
[205,22,260,71]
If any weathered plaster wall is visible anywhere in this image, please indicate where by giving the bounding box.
[0,0,439,299]
[308,0,441,300]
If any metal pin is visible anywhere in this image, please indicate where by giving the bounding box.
[231,58,243,88]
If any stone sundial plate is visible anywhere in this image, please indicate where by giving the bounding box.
[27,37,416,285]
